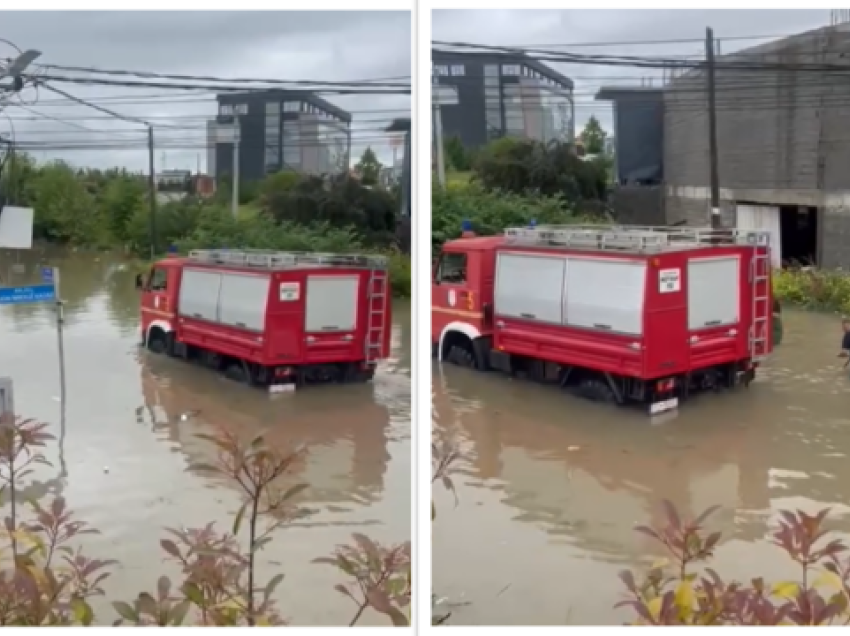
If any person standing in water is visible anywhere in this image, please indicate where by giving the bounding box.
[839,317,850,362]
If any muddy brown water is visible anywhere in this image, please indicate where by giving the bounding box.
[433,308,850,625]
[0,248,410,626]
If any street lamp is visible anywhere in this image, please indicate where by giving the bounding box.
[0,49,42,92]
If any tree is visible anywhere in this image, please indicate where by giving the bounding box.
[579,115,607,155]
[355,147,382,186]
[443,136,473,172]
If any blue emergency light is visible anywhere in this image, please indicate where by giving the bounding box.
[529,219,537,228]
[461,219,472,232]
[167,244,178,255]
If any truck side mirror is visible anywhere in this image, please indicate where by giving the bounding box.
[135,273,143,290]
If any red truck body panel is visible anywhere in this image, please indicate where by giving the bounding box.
[140,252,391,371]
[432,227,773,383]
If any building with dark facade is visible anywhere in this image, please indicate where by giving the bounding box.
[210,90,352,182]
[594,85,667,226]
[432,49,575,150]
[662,24,850,269]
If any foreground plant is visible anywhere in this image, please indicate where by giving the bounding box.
[0,414,408,626]
[0,415,114,625]
[431,438,464,626]
[618,500,850,625]
[314,535,411,626]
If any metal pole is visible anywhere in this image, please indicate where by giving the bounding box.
[147,126,158,257]
[231,118,240,219]
[53,267,66,410]
[433,102,447,189]
[706,26,721,229]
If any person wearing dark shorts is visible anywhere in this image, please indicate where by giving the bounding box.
[839,318,850,364]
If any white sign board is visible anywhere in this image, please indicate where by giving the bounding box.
[659,268,681,293]
[279,282,300,302]
[0,206,34,249]
[432,84,459,106]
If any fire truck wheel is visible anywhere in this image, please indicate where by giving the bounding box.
[447,345,476,369]
[147,331,167,354]
[578,378,617,404]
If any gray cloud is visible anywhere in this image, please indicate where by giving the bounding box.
[433,9,833,133]
[1,11,410,171]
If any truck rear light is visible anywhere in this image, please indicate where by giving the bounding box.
[275,367,293,377]
[656,378,675,392]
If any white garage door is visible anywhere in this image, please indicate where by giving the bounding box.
[736,204,781,269]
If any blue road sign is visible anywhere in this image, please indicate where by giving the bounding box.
[41,267,54,283]
[0,284,56,305]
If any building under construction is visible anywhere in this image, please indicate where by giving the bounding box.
[663,21,850,269]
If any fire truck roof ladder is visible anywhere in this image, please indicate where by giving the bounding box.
[187,249,388,270]
[504,225,772,253]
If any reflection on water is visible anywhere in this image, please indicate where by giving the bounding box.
[0,248,410,626]
[433,309,850,625]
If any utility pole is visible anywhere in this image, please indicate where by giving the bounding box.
[231,118,241,219]
[147,125,158,258]
[433,101,447,189]
[705,26,721,230]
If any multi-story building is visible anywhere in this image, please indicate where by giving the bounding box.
[210,90,352,182]
[432,49,575,150]
[662,23,850,269]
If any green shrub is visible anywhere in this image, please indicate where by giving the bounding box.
[432,181,582,255]
[773,267,850,314]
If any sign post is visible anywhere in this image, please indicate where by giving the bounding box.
[0,267,67,409]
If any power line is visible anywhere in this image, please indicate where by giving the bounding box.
[432,40,850,73]
[25,73,412,96]
[36,63,411,89]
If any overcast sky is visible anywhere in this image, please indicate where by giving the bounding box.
[0,11,410,172]
[432,9,836,136]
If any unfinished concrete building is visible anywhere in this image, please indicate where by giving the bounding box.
[664,25,850,269]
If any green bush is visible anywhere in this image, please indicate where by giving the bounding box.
[773,267,850,315]
[432,181,582,254]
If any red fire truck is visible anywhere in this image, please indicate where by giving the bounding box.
[138,248,391,387]
[431,224,774,414]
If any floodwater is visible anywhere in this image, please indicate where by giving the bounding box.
[433,309,850,625]
[0,248,410,626]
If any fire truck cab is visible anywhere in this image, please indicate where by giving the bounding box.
[432,224,775,414]
[139,248,391,388]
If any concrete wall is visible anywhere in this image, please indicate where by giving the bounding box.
[663,25,850,266]
[610,186,666,225]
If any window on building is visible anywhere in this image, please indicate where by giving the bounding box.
[502,64,520,76]
[450,64,465,76]
[433,64,450,76]
[233,103,248,115]
[219,104,234,116]
[283,101,300,113]
[435,253,467,284]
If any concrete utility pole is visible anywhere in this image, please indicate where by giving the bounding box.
[705,26,722,230]
[147,125,157,257]
[231,117,241,219]
[433,101,447,189]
